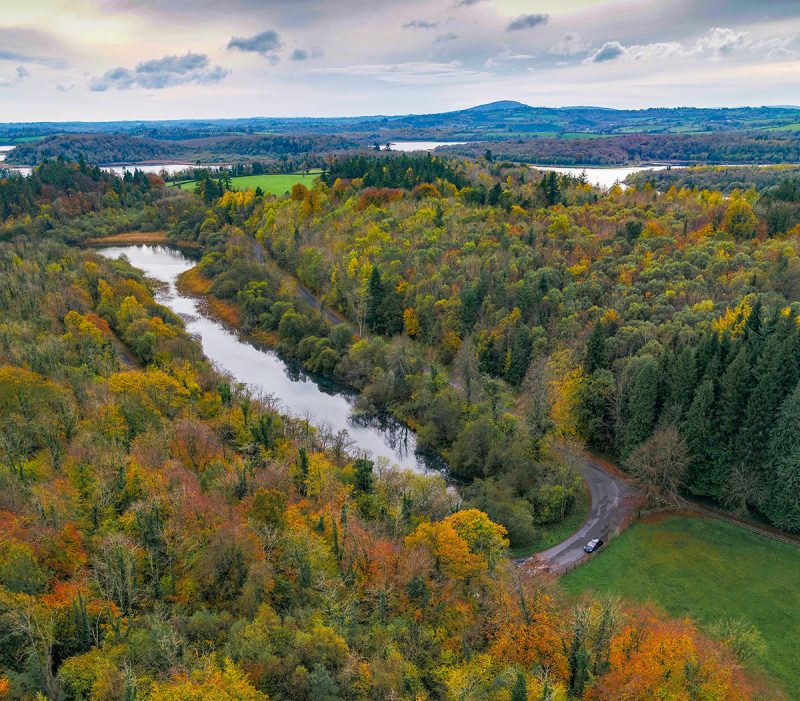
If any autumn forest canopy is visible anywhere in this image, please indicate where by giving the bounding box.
[1,148,799,700]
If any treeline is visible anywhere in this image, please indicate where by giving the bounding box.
[322,152,468,189]
[625,165,800,194]
[0,234,766,699]
[0,158,162,226]
[164,160,312,186]
[6,134,178,165]
[440,131,800,166]
[578,304,800,530]
[6,133,361,166]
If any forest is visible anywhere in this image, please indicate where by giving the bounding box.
[4,134,360,168]
[148,153,800,541]
[0,162,777,700]
[625,164,800,193]
[441,131,800,165]
[0,156,797,698]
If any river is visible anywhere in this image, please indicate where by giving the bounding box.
[97,244,434,473]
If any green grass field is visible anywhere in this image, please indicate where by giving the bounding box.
[561,515,800,697]
[177,171,322,196]
[559,132,612,140]
[762,122,800,132]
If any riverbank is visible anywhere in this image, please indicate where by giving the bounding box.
[98,244,428,471]
[174,251,606,559]
[86,231,170,245]
[85,232,203,252]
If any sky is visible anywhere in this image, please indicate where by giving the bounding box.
[1,0,800,121]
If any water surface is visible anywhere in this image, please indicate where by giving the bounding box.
[388,141,467,152]
[98,244,431,472]
[530,165,673,189]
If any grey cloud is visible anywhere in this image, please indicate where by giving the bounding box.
[0,28,67,67]
[434,33,458,44]
[90,52,230,91]
[403,19,439,29]
[507,13,548,32]
[588,41,626,62]
[227,30,282,56]
[0,65,30,88]
[0,49,38,62]
[550,33,588,56]
[290,47,323,61]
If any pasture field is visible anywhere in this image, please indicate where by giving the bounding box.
[177,170,322,196]
[561,515,800,697]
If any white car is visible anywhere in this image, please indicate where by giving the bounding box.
[583,538,603,553]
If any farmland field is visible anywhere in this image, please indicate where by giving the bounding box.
[177,170,322,196]
[561,515,800,697]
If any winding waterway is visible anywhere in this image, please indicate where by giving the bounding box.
[97,244,433,472]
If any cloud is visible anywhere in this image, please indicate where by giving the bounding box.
[550,33,589,57]
[584,28,747,65]
[0,65,30,88]
[0,28,67,67]
[90,53,230,91]
[484,50,537,68]
[506,13,548,32]
[403,19,439,29]
[695,27,746,57]
[586,41,625,63]
[227,30,282,60]
[290,47,323,61]
[312,60,487,86]
[433,33,458,44]
[456,0,486,6]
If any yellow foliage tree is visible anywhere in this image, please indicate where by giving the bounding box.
[145,659,267,701]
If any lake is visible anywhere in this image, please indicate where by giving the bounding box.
[0,150,223,178]
[388,141,467,152]
[530,165,673,189]
[97,244,435,473]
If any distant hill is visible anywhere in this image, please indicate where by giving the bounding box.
[4,103,800,147]
[5,102,800,167]
[465,100,531,112]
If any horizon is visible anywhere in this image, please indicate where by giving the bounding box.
[4,100,800,126]
[2,0,800,121]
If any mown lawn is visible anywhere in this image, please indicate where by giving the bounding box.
[177,171,322,196]
[561,515,800,697]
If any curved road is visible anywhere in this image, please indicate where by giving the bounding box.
[532,449,642,573]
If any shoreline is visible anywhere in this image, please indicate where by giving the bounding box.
[85,232,202,250]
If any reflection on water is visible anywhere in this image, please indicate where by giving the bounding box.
[97,244,436,473]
